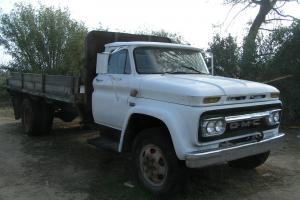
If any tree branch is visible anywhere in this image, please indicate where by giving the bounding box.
[225,2,252,31]
[265,17,295,22]
[272,7,300,21]
[258,27,277,31]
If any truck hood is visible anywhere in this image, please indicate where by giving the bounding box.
[138,74,279,106]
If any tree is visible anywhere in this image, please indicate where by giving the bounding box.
[0,4,88,75]
[264,22,300,121]
[136,29,187,44]
[224,0,299,80]
[208,34,240,77]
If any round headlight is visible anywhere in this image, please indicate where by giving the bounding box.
[273,112,280,123]
[206,121,215,134]
[266,111,281,126]
[215,120,226,134]
[267,114,275,125]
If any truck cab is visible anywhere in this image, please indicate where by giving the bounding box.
[92,41,284,194]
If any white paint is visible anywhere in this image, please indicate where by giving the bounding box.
[92,42,282,159]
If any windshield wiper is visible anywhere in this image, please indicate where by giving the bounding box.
[179,65,207,74]
[163,71,189,74]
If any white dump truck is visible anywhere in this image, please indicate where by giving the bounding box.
[6,31,284,194]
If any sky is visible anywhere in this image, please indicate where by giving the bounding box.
[0,0,300,64]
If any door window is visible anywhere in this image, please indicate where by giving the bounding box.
[107,50,131,74]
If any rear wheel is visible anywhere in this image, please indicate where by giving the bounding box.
[21,98,41,136]
[228,151,270,169]
[132,127,182,195]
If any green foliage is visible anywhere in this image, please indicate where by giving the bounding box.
[136,29,186,44]
[0,72,9,102]
[0,4,88,75]
[208,34,240,78]
[264,23,300,121]
[210,22,300,123]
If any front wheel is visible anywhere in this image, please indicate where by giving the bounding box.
[228,151,270,169]
[132,128,182,195]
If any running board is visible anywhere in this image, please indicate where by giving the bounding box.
[87,137,119,152]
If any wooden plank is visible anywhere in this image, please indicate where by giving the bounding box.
[9,72,22,80]
[7,72,78,103]
[7,72,22,89]
[23,73,43,92]
[45,75,73,87]
[44,74,75,99]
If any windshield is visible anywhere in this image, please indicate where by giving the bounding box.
[133,47,209,74]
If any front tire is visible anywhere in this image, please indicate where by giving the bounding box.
[228,151,270,169]
[132,127,182,195]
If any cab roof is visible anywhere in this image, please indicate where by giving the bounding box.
[105,41,201,51]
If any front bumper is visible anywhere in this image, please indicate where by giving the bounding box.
[185,133,285,168]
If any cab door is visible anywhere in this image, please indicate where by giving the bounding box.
[92,49,132,129]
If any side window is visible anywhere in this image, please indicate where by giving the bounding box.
[107,50,131,74]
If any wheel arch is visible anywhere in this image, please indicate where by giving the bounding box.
[120,113,172,151]
[119,107,187,159]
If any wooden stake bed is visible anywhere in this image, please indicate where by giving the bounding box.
[6,72,81,103]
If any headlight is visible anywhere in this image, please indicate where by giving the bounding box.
[273,112,280,122]
[265,110,281,126]
[202,118,226,137]
[215,120,226,133]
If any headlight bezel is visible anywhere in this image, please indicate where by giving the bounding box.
[201,117,227,137]
[265,110,281,126]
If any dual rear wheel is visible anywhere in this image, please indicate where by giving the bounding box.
[21,98,54,136]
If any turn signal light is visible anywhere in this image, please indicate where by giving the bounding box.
[203,96,221,104]
[271,93,280,98]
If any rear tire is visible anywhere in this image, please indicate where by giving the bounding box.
[228,151,270,169]
[132,127,182,195]
[21,98,41,136]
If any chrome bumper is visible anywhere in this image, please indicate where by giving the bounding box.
[185,133,285,168]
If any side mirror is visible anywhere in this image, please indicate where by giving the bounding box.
[96,53,109,74]
[206,52,214,76]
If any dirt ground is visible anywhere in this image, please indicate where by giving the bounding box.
[0,106,299,200]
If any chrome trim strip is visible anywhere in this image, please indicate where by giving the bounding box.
[225,109,282,123]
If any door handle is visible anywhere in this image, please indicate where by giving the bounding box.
[113,77,122,81]
[96,78,103,82]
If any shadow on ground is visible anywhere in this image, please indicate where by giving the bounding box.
[0,107,299,200]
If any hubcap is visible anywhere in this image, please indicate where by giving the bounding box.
[139,144,168,186]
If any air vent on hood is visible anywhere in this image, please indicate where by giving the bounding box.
[227,96,246,101]
[250,94,266,99]
[227,94,266,102]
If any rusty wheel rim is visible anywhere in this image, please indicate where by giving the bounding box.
[139,144,168,187]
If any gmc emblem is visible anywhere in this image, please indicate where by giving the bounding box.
[229,119,261,129]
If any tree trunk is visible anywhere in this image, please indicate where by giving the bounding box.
[241,0,277,80]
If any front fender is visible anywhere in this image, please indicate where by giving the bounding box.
[118,99,199,160]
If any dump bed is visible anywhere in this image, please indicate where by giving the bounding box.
[6,72,80,103]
